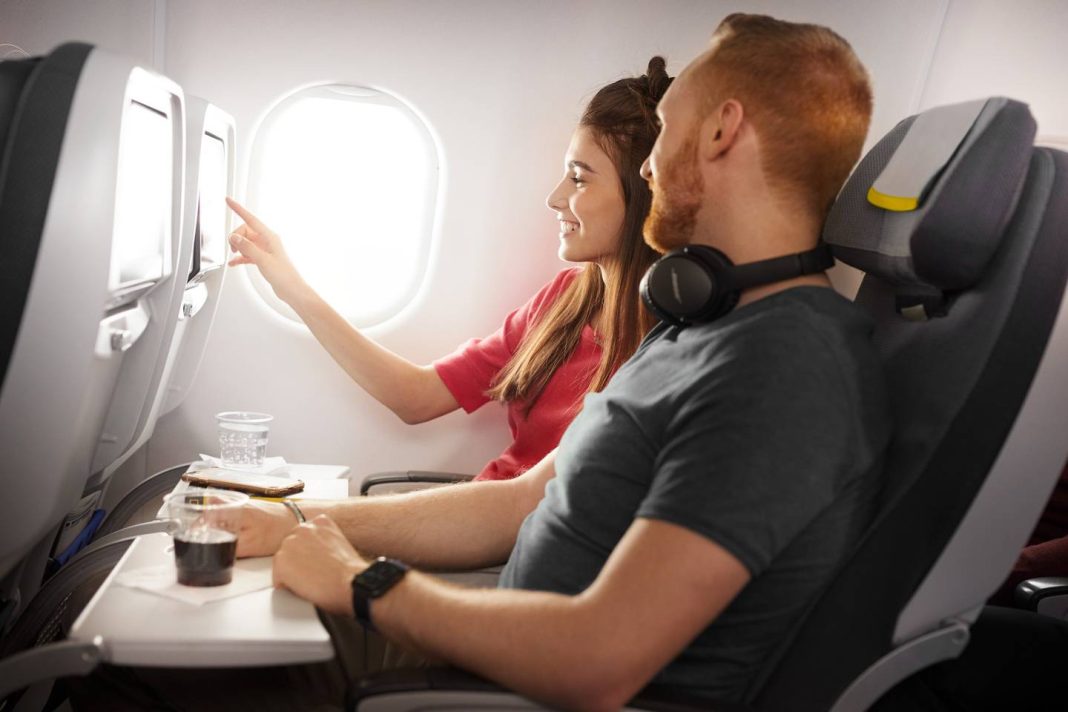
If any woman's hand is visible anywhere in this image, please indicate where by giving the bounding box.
[235,499,300,558]
[226,197,310,305]
[272,515,366,616]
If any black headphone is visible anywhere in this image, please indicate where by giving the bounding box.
[639,242,835,326]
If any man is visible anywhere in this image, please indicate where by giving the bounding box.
[80,13,888,711]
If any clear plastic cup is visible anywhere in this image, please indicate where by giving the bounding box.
[216,411,273,467]
[163,488,249,586]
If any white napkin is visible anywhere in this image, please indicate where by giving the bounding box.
[191,455,290,477]
[114,556,274,606]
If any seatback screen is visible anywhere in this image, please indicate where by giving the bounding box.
[197,132,227,273]
[111,99,171,302]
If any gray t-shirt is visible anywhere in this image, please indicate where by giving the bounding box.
[499,286,891,702]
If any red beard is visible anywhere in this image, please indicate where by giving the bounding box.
[643,134,704,254]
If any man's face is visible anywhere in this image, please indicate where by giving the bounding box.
[640,71,705,254]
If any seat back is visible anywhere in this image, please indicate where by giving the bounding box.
[750,98,1068,711]
[102,96,235,495]
[86,88,192,485]
[157,97,235,418]
[0,43,184,598]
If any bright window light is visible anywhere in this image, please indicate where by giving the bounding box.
[247,85,438,327]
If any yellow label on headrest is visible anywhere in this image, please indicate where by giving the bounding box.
[867,186,919,212]
[866,99,991,215]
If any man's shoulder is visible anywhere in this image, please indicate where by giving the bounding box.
[672,287,866,360]
[730,285,862,331]
[643,287,882,414]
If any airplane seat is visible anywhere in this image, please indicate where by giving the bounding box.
[1014,577,1068,619]
[0,40,184,628]
[750,96,1068,711]
[92,97,236,538]
[82,96,213,512]
[155,98,234,421]
[0,43,92,633]
[349,97,1068,711]
[0,96,239,706]
[360,471,473,496]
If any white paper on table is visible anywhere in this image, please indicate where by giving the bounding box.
[192,455,290,477]
[114,556,274,606]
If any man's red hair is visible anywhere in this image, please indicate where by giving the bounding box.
[691,14,873,219]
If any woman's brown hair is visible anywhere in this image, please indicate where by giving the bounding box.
[487,57,672,412]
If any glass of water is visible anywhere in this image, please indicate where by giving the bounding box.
[215,411,273,467]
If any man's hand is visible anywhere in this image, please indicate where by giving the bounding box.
[235,499,300,558]
[273,515,367,616]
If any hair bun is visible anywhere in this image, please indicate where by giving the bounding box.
[644,56,672,101]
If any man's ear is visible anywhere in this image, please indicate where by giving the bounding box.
[700,99,744,162]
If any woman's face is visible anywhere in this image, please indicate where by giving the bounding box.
[546,127,625,266]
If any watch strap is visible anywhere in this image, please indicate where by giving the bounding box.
[352,557,409,631]
[354,588,375,632]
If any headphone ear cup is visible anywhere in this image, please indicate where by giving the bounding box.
[640,268,685,326]
[640,246,738,325]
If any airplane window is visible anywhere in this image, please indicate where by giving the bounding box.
[246,84,439,327]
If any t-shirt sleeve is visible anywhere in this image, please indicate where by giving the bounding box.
[433,268,581,413]
[635,330,860,577]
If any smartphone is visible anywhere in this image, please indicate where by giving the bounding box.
[180,468,305,497]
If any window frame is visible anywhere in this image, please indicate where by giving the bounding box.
[243,83,441,329]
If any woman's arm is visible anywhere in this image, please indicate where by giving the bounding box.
[226,198,458,424]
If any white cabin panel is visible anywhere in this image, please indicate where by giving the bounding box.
[4,0,1031,485]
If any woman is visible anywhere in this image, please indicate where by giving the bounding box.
[227,57,672,481]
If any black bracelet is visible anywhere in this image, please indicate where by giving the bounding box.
[282,499,306,523]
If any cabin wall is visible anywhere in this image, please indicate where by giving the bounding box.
[2,0,1064,488]
[919,0,1068,143]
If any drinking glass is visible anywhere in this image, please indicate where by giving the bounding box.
[216,411,273,467]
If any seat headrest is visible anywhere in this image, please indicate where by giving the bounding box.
[825,97,1036,309]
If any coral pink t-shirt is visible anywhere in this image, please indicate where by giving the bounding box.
[433,267,601,481]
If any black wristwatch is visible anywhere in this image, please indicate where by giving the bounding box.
[351,557,409,630]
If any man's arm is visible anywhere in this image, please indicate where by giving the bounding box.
[238,450,556,571]
[275,514,750,711]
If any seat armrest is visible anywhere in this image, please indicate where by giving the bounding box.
[1015,576,1068,618]
[348,667,754,711]
[359,471,473,496]
[349,667,507,703]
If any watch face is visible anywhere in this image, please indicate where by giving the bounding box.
[355,559,407,597]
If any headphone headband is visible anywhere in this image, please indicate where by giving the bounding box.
[640,242,835,326]
[719,243,835,292]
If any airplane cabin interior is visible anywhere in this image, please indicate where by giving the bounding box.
[1,1,1067,710]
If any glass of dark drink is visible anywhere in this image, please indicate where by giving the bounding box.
[163,488,249,586]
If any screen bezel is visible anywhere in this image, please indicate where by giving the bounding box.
[188,129,229,282]
[106,73,181,311]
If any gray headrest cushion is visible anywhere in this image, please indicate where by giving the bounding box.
[825,98,1036,290]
